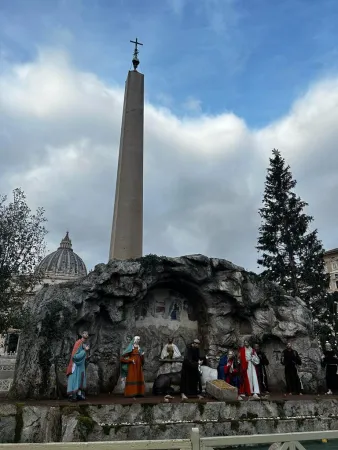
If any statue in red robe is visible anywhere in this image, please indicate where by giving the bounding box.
[238,340,260,399]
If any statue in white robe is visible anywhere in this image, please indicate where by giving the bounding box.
[160,338,181,359]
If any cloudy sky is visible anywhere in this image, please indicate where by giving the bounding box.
[1,0,338,272]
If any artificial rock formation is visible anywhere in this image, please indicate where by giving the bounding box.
[10,254,324,399]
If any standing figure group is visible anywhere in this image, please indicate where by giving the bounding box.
[217,340,270,399]
[217,341,305,398]
[66,333,338,401]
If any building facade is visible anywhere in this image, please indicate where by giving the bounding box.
[324,248,338,293]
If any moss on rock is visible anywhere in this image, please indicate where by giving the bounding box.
[230,420,240,432]
[77,415,95,441]
[141,403,154,423]
[198,402,205,415]
[14,403,24,443]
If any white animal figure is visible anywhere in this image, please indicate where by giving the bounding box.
[200,366,218,391]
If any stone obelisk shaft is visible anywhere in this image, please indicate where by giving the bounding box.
[109,70,144,260]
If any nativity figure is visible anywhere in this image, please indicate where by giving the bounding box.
[281,342,302,395]
[180,339,203,400]
[120,335,145,397]
[254,343,270,394]
[321,342,338,395]
[66,331,90,402]
[238,340,260,399]
[160,337,181,359]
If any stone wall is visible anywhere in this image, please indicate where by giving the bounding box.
[0,356,16,395]
[1,399,338,443]
[10,254,324,399]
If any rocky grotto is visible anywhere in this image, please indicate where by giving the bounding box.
[10,254,324,399]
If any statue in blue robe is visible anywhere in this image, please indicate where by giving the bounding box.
[66,331,90,401]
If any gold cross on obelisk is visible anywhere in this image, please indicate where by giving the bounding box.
[130,38,143,71]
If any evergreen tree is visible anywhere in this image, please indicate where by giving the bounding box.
[257,149,329,308]
[316,291,338,349]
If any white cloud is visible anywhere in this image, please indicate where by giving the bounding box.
[1,48,338,273]
[182,96,202,114]
[198,0,243,35]
[167,0,187,16]
[0,50,121,120]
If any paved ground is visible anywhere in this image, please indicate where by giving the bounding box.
[1,393,338,406]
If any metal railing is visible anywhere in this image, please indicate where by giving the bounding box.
[199,429,338,449]
[0,428,338,449]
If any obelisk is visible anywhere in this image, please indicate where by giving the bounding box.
[109,39,144,260]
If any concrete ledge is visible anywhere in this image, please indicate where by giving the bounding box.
[1,398,338,443]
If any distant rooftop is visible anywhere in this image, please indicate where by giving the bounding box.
[324,248,338,256]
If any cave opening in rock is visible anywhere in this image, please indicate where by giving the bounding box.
[133,278,208,382]
[259,335,287,390]
[89,303,114,353]
[238,318,253,336]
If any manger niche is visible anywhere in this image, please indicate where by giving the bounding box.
[259,336,286,391]
[134,285,205,381]
[135,287,199,328]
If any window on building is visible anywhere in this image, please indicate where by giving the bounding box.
[336,281,338,289]
[332,262,338,270]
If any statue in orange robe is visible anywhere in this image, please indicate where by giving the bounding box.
[120,336,145,397]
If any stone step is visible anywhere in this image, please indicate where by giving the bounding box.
[0,372,14,380]
[0,358,16,365]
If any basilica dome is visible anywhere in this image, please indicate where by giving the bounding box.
[38,232,87,281]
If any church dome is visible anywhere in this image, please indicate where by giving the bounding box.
[38,232,87,280]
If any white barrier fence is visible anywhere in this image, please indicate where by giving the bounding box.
[0,428,338,449]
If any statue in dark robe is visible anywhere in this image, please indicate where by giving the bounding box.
[321,342,338,395]
[254,343,270,393]
[281,342,302,395]
[180,339,202,400]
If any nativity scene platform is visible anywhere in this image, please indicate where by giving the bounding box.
[1,392,338,406]
[4,255,334,443]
